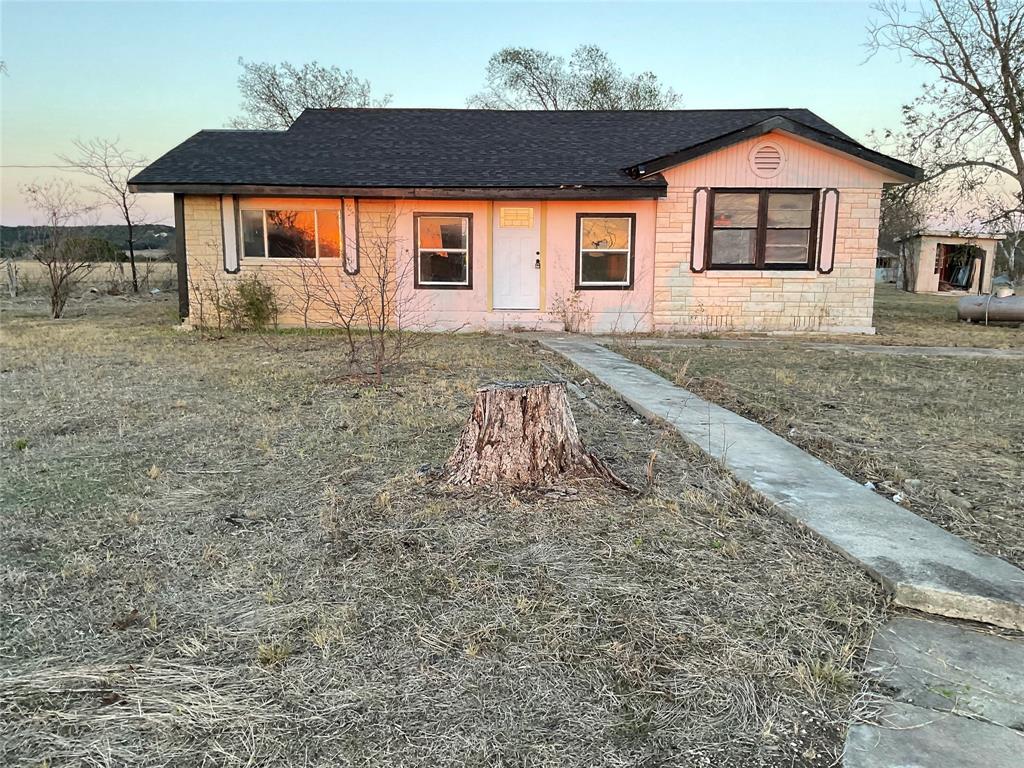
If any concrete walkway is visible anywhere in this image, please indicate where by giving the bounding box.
[540,336,1024,631]
[845,616,1024,767]
[599,336,1024,360]
[540,336,1024,766]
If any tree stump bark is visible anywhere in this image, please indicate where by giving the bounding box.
[441,381,628,488]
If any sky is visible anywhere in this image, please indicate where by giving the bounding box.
[0,0,932,226]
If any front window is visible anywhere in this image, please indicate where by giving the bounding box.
[577,214,634,288]
[240,207,341,260]
[415,214,471,288]
[708,190,818,270]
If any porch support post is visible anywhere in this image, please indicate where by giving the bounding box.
[486,200,494,312]
[173,193,189,320]
[539,202,548,312]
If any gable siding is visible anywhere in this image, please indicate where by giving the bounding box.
[653,133,886,333]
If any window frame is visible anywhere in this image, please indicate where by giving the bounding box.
[413,212,474,290]
[237,205,343,262]
[705,189,820,271]
[575,212,636,290]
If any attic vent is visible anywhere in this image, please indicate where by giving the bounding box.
[749,141,785,178]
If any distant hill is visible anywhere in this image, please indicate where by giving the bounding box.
[0,224,175,254]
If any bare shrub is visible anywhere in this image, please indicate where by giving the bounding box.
[278,205,433,382]
[186,254,232,335]
[21,180,96,319]
[222,274,279,331]
[548,291,593,333]
[355,209,432,382]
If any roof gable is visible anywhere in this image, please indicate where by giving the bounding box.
[623,116,921,182]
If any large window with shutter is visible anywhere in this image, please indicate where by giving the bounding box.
[707,189,819,270]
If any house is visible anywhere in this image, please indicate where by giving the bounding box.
[896,230,1003,295]
[129,108,921,333]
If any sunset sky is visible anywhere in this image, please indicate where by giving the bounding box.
[1,1,933,226]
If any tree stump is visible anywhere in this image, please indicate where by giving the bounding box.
[441,381,628,488]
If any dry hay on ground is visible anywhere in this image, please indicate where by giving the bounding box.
[1,299,883,767]
[619,343,1024,569]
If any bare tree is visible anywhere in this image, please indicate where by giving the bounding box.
[354,208,431,383]
[468,45,681,110]
[21,180,96,318]
[875,181,938,289]
[868,0,1023,227]
[59,138,148,293]
[230,58,391,130]
[278,255,365,361]
[272,206,433,382]
[993,209,1024,279]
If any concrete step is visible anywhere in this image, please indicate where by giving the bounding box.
[865,616,1024,730]
[539,337,1024,630]
[844,700,1024,768]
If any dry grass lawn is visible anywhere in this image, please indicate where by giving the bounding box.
[850,283,1023,348]
[618,343,1024,570]
[1,295,883,767]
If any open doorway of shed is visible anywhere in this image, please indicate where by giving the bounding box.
[934,243,984,292]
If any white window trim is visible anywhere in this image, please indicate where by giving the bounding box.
[577,216,633,287]
[416,215,471,287]
[239,207,343,263]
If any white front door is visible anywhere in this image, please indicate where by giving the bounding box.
[492,204,541,310]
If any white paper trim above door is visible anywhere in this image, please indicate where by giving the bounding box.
[221,195,239,273]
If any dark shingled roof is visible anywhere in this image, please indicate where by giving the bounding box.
[129,108,920,195]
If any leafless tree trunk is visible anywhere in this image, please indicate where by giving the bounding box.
[4,258,18,299]
[60,138,148,293]
[442,382,629,488]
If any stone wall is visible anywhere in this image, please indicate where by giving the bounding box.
[651,132,894,334]
[653,188,881,333]
[182,196,397,329]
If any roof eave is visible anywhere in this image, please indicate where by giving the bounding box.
[127,181,669,199]
[623,116,923,183]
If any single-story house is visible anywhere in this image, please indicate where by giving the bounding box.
[896,230,1003,295]
[130,108,921,334]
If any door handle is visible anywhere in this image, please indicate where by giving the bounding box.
[535,258,541,269]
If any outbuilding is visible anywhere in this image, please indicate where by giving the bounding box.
[898,230,1004,295]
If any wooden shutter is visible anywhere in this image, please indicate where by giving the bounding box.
[817,188,839,274]
[342,198,360,275]
[221,195,239,273]
[690,187,710,273]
